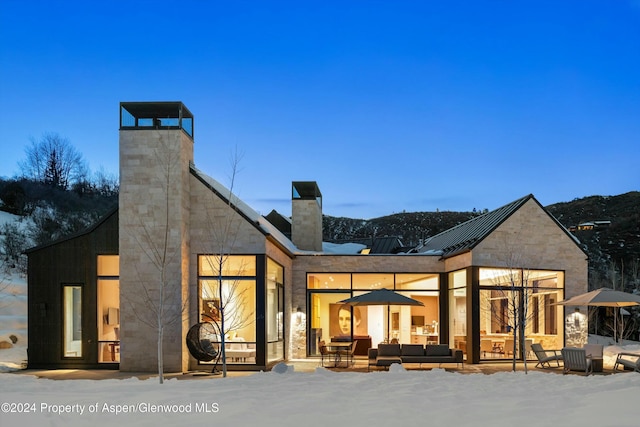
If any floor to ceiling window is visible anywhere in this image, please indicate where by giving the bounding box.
[478,268,564,360]
[449,270,467,357]
[307,272,439,356]
[199,255,257,365]
[63,285,82,358]
[97,255,120,363]
[266,258,284,363]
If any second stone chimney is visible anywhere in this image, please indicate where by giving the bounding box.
[291,181,323,251]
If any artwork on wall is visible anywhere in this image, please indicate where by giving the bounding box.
[329,303,368,337]
[202,299,221,322]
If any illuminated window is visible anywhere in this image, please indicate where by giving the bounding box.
[97,255,120,363]
[199,255,256,276]
[63,285,82,357]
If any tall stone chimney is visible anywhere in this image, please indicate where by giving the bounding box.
[118,102,193,372]
[291,181,323,251]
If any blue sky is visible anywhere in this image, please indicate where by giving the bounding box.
[1,1,638,219]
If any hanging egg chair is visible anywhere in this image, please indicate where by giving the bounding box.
[186,321,221,365]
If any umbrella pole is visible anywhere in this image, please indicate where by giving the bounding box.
[387,305,390,343]
[613,307,618,344]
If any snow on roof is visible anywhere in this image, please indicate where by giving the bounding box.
[322,242,367,254]
[190,165,299,254]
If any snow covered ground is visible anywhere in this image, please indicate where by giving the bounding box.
[1,211,639,426]
[1,358,639,426]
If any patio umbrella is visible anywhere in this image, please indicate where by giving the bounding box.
[339,288,424,342]
[555,287,640,342]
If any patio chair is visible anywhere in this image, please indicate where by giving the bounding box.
[561,347,592,376]
[531,343,562,368]
[319,340,337,367]
[613,352,640,373]
[340,340,358,367]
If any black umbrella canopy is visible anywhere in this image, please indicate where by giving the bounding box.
[339,288,424,306]
[339,289,424,343]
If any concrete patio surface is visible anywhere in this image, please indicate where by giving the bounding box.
[9,356,624,380]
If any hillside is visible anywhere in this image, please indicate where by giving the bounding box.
[323,192,640,290]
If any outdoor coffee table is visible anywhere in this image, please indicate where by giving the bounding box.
[591,357,603,373]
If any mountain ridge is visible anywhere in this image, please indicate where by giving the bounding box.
[323,191,640,290]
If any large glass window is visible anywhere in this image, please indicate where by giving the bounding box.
[307,273,350,289]
[267,258,284,363]
[97,255,120,363]
[63,285,82,358]
[449,270,467,356]
[199,255,257,365]
[478,268,563,360]
[306,272,440,355]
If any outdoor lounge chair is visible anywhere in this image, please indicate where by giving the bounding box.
[531,343,562,368]
[613,352,640,373]
[561,347,592,375]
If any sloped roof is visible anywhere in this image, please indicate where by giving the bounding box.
[190,165,298,254]
[25,207,118,253]
[370,236,404,254]
[417,194,537,258]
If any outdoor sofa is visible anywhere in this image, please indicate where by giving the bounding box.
[368,343,463,371]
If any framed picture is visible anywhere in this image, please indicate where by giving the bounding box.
[202,299,220,322]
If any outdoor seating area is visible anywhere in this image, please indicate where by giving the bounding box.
[368,343,463,371]
[319,340,358,368]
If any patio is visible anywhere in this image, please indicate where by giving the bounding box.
[14,354,632,380]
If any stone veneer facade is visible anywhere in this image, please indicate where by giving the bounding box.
[115,103,587,370]
[292,198,323,251]
[119,128,193,372]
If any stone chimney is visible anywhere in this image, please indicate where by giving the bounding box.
[118,102,194,372]
[291,181,323,251]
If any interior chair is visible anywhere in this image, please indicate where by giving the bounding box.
[613,352,640,373]
[531,343,562,368]
[480,338,494,358]
[503,338,515,357]
[561,347,592,375]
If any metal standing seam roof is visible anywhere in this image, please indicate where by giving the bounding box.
[418,194,534,258]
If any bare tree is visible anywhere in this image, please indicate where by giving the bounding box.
[481,260,535,372]
[199,147,256,377]
[0,259,20,310]
[19,133,87,190]
[629,258,640,290]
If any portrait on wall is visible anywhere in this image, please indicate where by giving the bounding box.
[329,303,368,337]
[202,299,221,322]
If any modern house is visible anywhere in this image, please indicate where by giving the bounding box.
[26,101,589,371]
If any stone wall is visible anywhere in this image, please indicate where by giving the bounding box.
[291,198,322,251]
[473,198,588,298]
[119,129,193,372]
